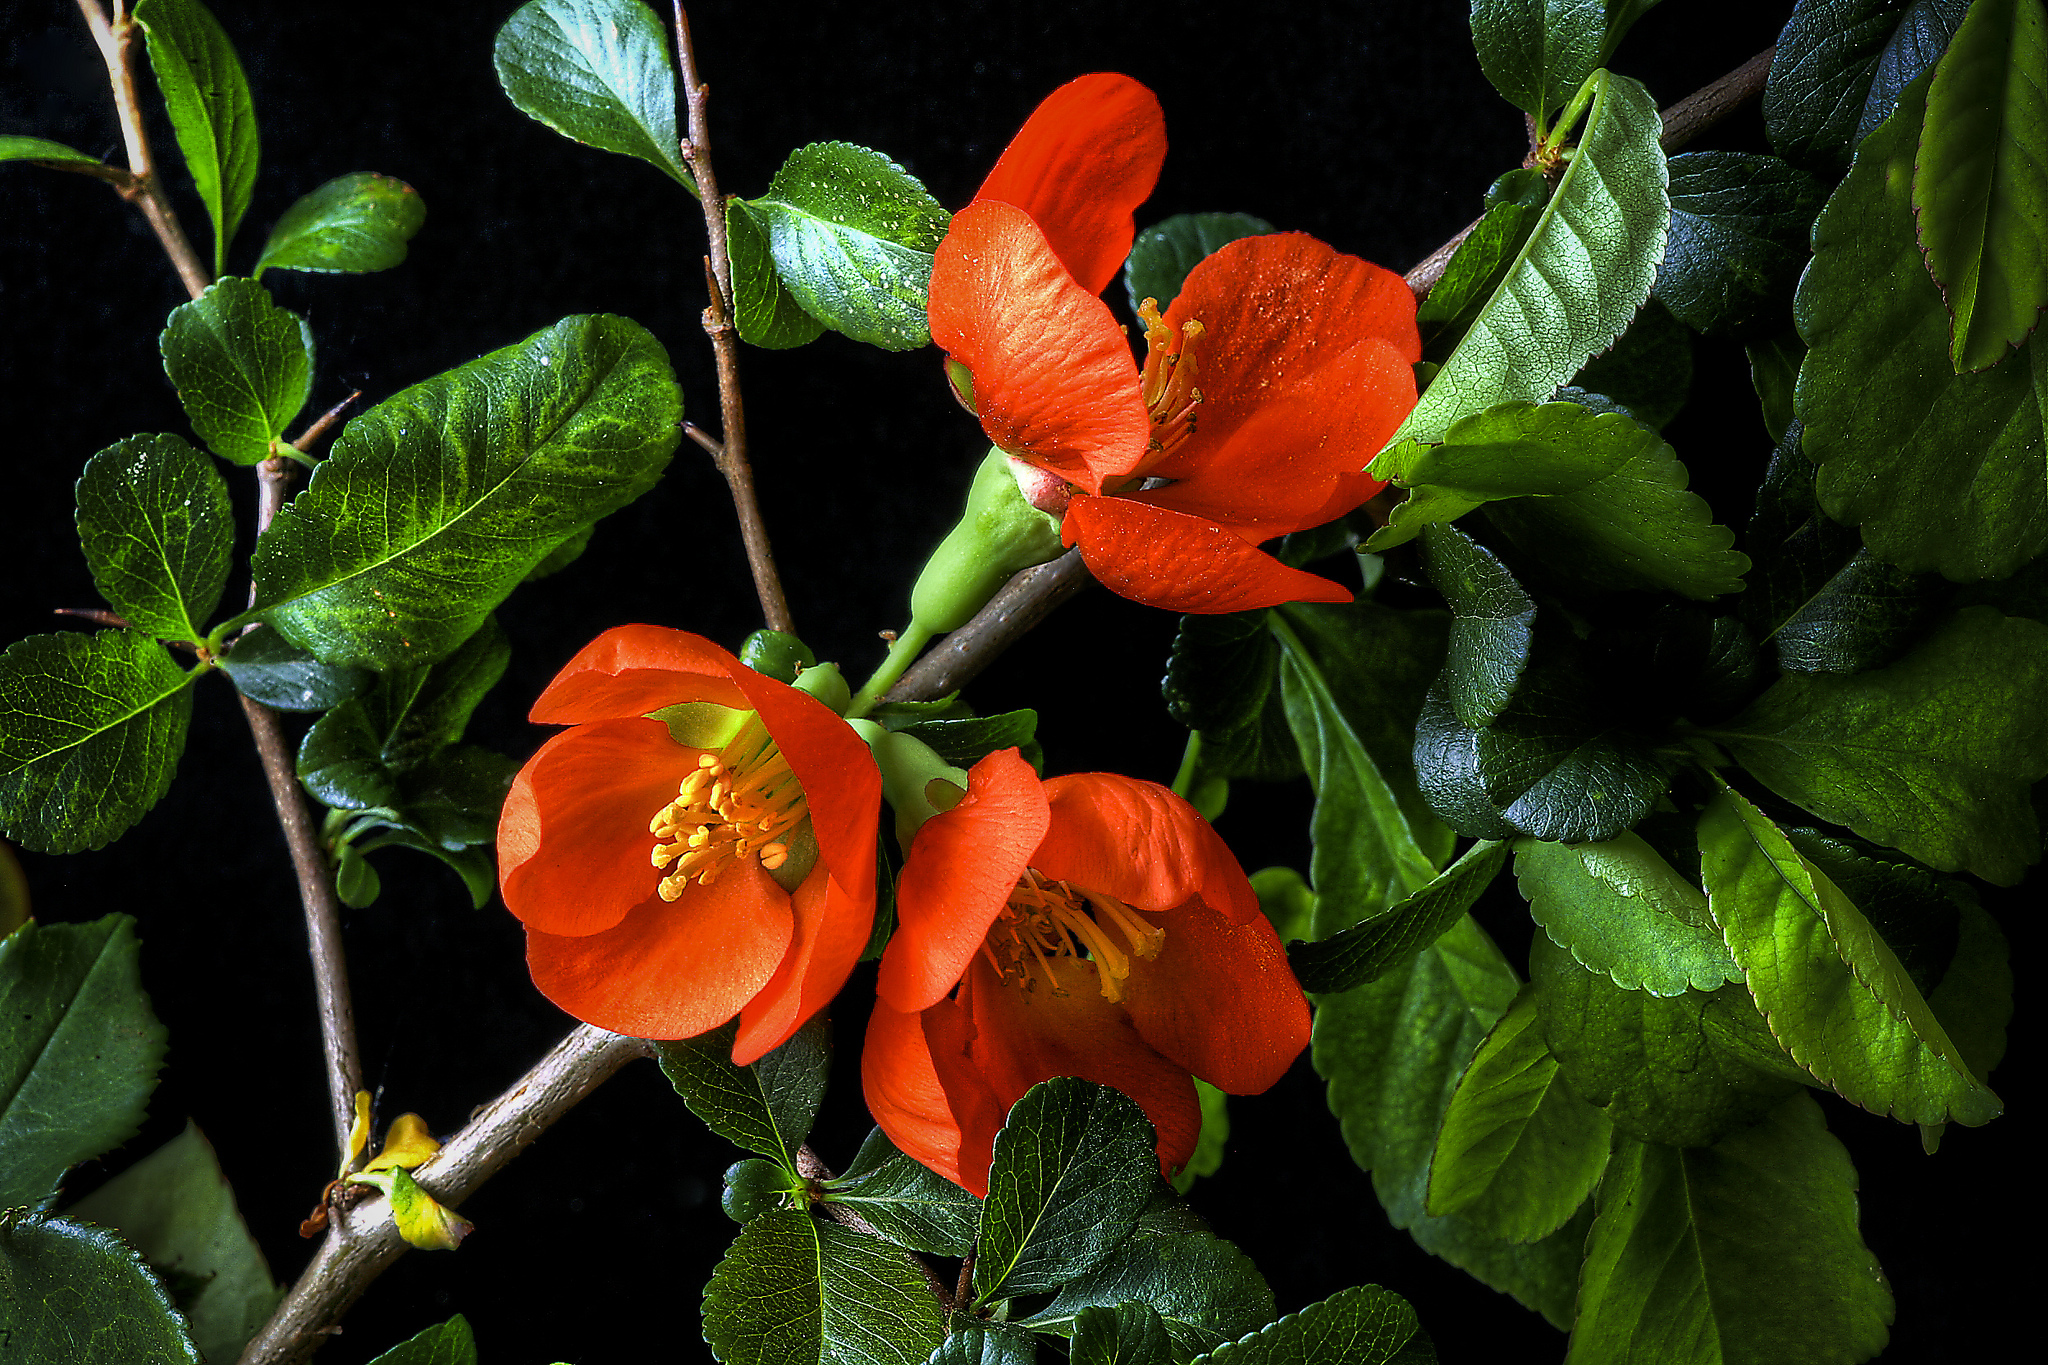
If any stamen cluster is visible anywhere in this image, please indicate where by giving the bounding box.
[1136,297,1205,461]
[648,722,805,899]
[983,868,1166,1002]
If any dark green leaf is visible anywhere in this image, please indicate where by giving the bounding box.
[1288,839,1508,993]
[360,617,512,770]
[216,627,370,711]
[1020,1228,1276,1361]
[523,521,593,581]
[728,198,827,349]
[392,745,520,849]
[1784,830,1963,996]
[66,1123,280,1365]
[702,1210,945,1365]
[1425,984,1611,1242]
[159,277,314,466]
[1072,1303,1174,1365]
[1655,153,1828,338]
[750,143,951,351]
[1122,213,1276,315]
[1195,1285,1434,1365]
[0,631,196,855]
[1747,331,1805,442]
[1470,0,1606,119]
[365,1315,478,1365]
[928,1325,1039,1365]
[296,702,396,810]
[1859,0,1971,141]
[1164,613,1297,784]
[1566,298,1692,430]
[1567,1096,1893,1365]
[1386,71,1667,449]
[0,1217,201,1363]
[131,0,257,277]
[893,711,1040,773]
[657,1017,832,1169]
[75,434,232,643]
[493,0,694,188]
[825,1127,980,1257]
[1418,195,1548,364]
[740,633,816,684]
[723,1158,808,1223]
[1314,915,1589,1326]
[1249,867,1316,942]
[0,136,102,166]
[1515,833,1744,995]
[1913,0,2048,371]
[255,172,426,276]
[1697,787,2001,1125]
[1531,932,1805,1147]
[1925,896,2013,1086]
[0,917,167,1209]
[1766,0,1920,174]
[1796,74,2047,579]
[1422,524,1534,725]
[974,1078,1157,1303]
[1709,607,2048,883]
[247,314,680,669]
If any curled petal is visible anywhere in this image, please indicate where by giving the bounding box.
[529,624,748,724]
[1035,772,1259,925]
[862,999,1005,1196]
[1120,897,1311,1095]
[1063,496,1353,614]
[928,202,1149,496]
[733,869,872,1065]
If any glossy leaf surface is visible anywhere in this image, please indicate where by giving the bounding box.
[1121,213,1275,315]
[1288,839,1508,994]
[160,277,314,466]
[657,1017,831,1169]
[1516,833,1744,996]
[256,172,426,276]
[75,434,232,643]
[1197,1285,1435,1365]
[1766,0,1918,173]
[493,0,693,187]
[0,1217,201,1364]
[1020,1225,1276,1361]
[727,198,828,349]
[0,136,101,165]
[132,0,258,276]
[1470,0,1606,119]
[1655,151,1828,338]
[826,1127,980,1257]
[702,1210,945,1365]
[365,1315,478,1365]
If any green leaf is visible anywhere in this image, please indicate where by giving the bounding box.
[1019,1227,1276,1361]
[1531,932,1805,1148]
[1417,194,1548,364]
[255,172,426,276]
[297,702,396,810]
[1925,896,2013,1086]
[493,0,694,189]
[1860,0,1973,142]
[1697,786,2001,1126]
[1425,985,1611,1243]
[1385,70,1666,451]
[0,136,102,166]
[247,314,680,669]
[1765,0,1922,174]
[1312,915,1586,1328]
[1423,522,1535,728]
[1169,1079,1230,1194]
[159,277,314,466]
[825,1127,981,1258]
[0,632,197,855]
[1655,153,1829,338]
[927,1326,1038,1365]
[1747,330,1805,442]
[656,1017,832,1169]
[358,617,511,771]
[75,434,233,643]
[0,917,167,1209]
[1249,867,1316,942]
[1914,0,2048,371]
[890,711,1041,773]
[1563,299,1693,430]
[727,198,827,349]
[1194,1285,1434,1365]
[702,1210,946,1365]
[1288,839,1508,993]
[0,1217,201,1364]
[365,1314,478,1365]
[1567,1095,1893,1365]
[1163,613,1297,784]
[1515,833,1745,995]
[1709,607,2048,883]
[1470,0,1606,119]
[1121,213,1276,315]
[1796,73,2048,579]
[749,143,951,352]
[1072,1303,1175,1365]
[974,1078,1158,1304]
[131,0,257,278]
[66,1123,280,1365]
[216,627,371,711]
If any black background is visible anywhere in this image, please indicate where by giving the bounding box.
[0,1,2027,1361]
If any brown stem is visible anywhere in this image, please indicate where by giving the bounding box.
[287,390,363,455]
[671,3,794,635]
[236,1029,652,1365]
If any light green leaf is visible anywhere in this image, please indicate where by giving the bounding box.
[1417,191,1548,364]
[1194,1284,1435,1365]
[825,1127,981,1258]
[1122,213,1276,315]
[727,198,827,349]
[1567,1096,1893,1365]
[1516,833,1744,995]
[0,917,167,1210]
[75,434,233,644]
[1019,1227,1276,1361]
[1470,0,1607,120]
[1287,839,1508,994]
[493,0,694,189]
[701,1210,946,1365]
[159,277,314,466]
[255,172,426,276]
[131,0,258,278]
[0,632,197,855]
[246,314,679,669]
[0,1217,201,1364]
[0,136,102,166]
[365,1314,478,1365]
[656,1017,831,1169]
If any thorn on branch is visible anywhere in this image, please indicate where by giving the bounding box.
[289,389,364,453]
[54,607,131,629]
[683,422,724,458]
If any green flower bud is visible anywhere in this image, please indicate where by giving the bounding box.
[741,629,817,683]
[909,447,1065,636]
[847,720,968,847]
[791,662,852,715]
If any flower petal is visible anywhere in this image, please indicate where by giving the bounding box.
[499,717,698,937]
[862,999,1005,1196]
[524,857,794,1039]
[1034,772,1260,925]
[928,201,1149,496]
[733,868,873,1065]
[1120,897,1310,1095]
[974,73,1167,299]
[529,624,748,724]
[1063,496,1353,613]
[878,748,1049,1014]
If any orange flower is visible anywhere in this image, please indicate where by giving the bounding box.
[498,626,879,1064]
[861,749,1309,1195]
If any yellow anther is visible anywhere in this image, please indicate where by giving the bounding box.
[984,870,1166,1003]
[646,714,808,897]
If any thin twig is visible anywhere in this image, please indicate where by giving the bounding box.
[237,1029,653,1365]
[288,389,363,455]
[682,420,724,457]
[672,2,794,635]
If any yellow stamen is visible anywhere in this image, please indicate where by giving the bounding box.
[984,869,1167,1003]
[1135,298,1206,468]
[646,715,807,899]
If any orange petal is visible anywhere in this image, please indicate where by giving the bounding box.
[524,858,794,1039]
[499,717,698,937]
[1035,772,1260,925]
[927,201,1149,496]
[529,625,748,724]
[727,665,881,915]
[974,73,1167,299]
[878,748,1049,1013]
[1119,897,1310,1095]
[861,998,1005,1196]
[1063,496,1353,614]
[732,868,872,1065]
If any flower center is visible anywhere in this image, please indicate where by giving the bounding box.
[1136,297,1206,467]
[647,716,806,900]
[981,869,1166,1003]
